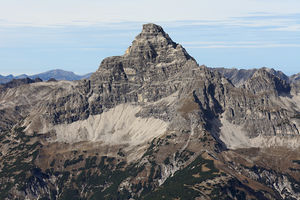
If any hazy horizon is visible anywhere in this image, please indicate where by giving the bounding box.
[0,68,92,77]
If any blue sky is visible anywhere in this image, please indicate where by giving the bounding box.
[0,0,300,75]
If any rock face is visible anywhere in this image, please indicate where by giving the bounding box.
[290,72,300,83]
[213,67,294,86]
[0,77,42,91]
[242,68,291,95]
[211,67,257,86]
[89,23,193,103]
[0,23,300,200]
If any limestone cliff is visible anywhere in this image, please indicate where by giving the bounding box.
[0,23,300,200]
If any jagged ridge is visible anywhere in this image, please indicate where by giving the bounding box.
[0,23,300,200]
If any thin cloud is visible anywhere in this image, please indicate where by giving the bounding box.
[269,25,300,32]
[1,0,300,28]
[1,13,300,34]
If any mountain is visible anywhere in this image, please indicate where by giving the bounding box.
[0,77,43,92]
[28,69,92,81]
[0,74,14,84]
[213,67,295,86]
[211,67,257,86]
[290,72,300,83]
[0,69,92,84]
[0,23,300,200]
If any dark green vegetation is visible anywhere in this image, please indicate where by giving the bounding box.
[144,155,221,200]
[293,160,300,165]
[0,127,42,199]
[292,113,300,119]
[0,127,219,199]
[64,155,83,168]
[0,127,152,199]
[144,155,273,200]
[1,127,297,200]
[57,155,147,200]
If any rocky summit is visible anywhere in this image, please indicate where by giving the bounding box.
[0,23,300,200]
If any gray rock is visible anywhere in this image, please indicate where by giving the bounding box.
[1,23,300,200]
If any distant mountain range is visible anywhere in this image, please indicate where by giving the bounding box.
[0,69,92,84]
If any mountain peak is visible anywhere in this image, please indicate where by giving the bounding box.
[244,67,291,95]
[91,23,195,92]
[121,23,192,63]
[141,23,166,35]
[131,23,174,47]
